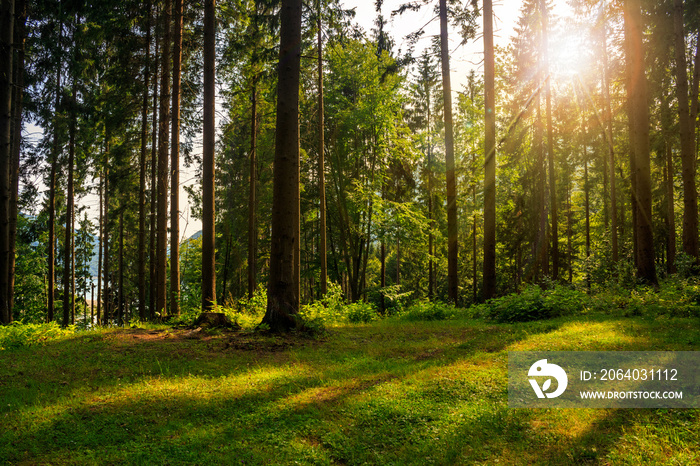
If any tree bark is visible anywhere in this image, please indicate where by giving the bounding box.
[483,0,496,300]
[48,18,61,322]
[63,76,76,327]
[102,153,110,324]
[542,1,558,280]
[625,0,657,285]
[138,0,151,321]
[0,0,13,324]
[149,24,159,320]
[248,76,257,299]
[157,0,171,316]
[666,139,676,273]
[202,0,216,311]
[317,2,327,297]
[601,17,619,263]
[8,0,25,322]
[439,0,458,304]
[673,0,699,259]
[118,208,124,325]
[96,173,102,324]
[170,0,182,316]
[262,0,302,331]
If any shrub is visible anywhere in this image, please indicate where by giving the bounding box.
[345,302,378,323]
[0,322,74,350]
[401,301,457,321]
[484,284,588,323]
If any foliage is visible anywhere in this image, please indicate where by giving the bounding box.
[482,283,589,323]
[0,322,75,350]
[400,300,459,321]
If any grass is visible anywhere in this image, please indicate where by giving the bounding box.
[2,313,700,465]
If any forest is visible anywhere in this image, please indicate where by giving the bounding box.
[3,0,700,463]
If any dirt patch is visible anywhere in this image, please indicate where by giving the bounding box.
[106,327,320,355]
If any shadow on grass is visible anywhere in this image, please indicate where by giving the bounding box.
[2,314,700,464]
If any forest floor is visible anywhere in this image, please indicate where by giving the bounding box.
[2,313,700,465]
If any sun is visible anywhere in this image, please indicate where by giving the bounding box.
[547,23,593,81]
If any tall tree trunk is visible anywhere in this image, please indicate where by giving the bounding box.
[483,0,496,300]
[118,208,124,325]
[666,139,676,273]
[103,157,110,324]
[317,2,327,297]
[439,0,458,303]
[262,0,302,331]
[48,22,61,323]
[584,144,591,289]
[138,0,151,321]
[170,0,182,316]
[625,0,657,285]
[63,76,76,327]
[96,173,102,324]
[673,0,699,260]
[157,0,171,316]
[8,0,26,322]
[149,26,159,320]
[248,76,258,299]
[0,0,13,324]
[567,169,573,282]
[201,0,216,311]
[427,104,434,300]
[602,18,619,263]
[542,1,558,280]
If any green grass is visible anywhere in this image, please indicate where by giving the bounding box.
[2,313,700,465]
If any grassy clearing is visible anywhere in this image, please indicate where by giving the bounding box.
[2,313,700,465]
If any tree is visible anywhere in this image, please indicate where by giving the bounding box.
[0,0,14,324]
[542,0,558,280]
[317,0,328,297]
[201,0,216,311]
[170,0,183,316]
[624,0,657,285]
[482,0,496,300]
[261,0,302,331]
[157,0,171,316]
[672,0,699,260]
[138,0,152,321]
[439,0,458,303]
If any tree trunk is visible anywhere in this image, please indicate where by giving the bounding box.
[483,0,496,300]
[138,0,151,321]
[262,0,302,331]
[542,1,558,280]
[625,0,657,285]
[103,155,110,324]
[118,208,124,325]
[673,0,699,259]
[8,0,25,322]
[63,76,75,327]
[602,18,619,263]
[584,146,591,289]
[157,0,171,317]
[666,139,676,273]
[439,0,458,304]
[202,0,216,311]
[0,0,13,324]
[317,2,327,297]
[170,0,182,316]
[149,25,159,320]
[248,76,258,299]
[96,173,102,324]
[48,27,61,323]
